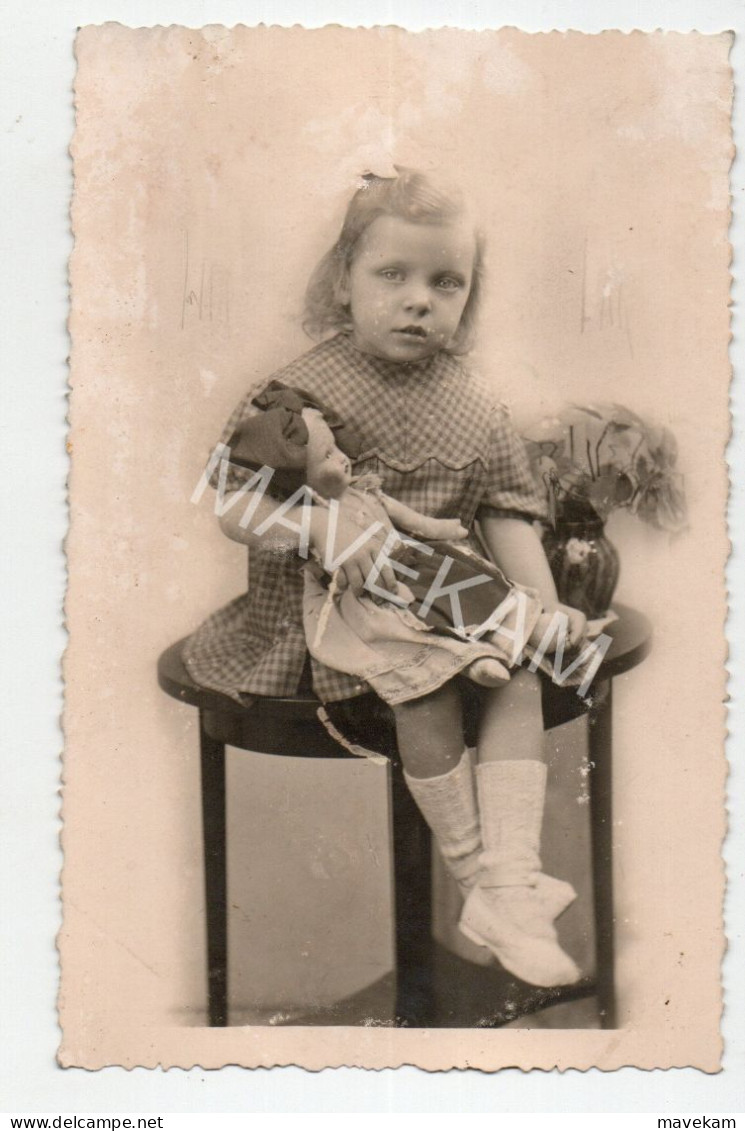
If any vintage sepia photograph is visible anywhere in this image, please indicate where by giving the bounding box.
[61,24,731,1071]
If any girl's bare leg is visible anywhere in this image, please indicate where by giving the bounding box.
[392,680,464,779]
[392,669,544,774]
[477,667,545,764]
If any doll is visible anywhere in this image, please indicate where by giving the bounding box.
[228,382,570,709]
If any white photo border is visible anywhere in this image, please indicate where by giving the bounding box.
[2,0,743,1114]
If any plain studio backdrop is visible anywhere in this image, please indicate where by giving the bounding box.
[62,26,729,1065]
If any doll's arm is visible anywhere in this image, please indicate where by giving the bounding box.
[379,494,468,542]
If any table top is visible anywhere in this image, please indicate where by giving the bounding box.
[158,602,653,715]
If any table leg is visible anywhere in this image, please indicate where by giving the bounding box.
[390,758,435,1027]
[588,681,616,1029]
[199,711,228,1027]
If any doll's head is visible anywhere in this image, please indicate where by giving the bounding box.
[304,168,484,358]
[226,382,358,501]
[302,410,353,500]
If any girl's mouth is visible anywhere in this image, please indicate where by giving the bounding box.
[395,325,428,338]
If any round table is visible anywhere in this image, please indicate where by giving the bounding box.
[158,602,652,1028]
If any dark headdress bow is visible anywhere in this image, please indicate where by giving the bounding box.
[226,380,362,498]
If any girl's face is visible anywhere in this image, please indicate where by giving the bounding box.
[341,214,476,364]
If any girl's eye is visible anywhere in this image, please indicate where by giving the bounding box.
[436,276,462,291]
[380,268,404,282]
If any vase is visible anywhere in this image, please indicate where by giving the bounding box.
[543,517,620,618]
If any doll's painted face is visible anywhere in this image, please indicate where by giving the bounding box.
[341,215,476,364]
[303,410,353,500]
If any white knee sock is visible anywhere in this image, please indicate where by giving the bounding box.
[403,749,481,889]
[476,759,546,887]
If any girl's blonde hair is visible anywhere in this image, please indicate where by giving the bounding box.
[303,168,484,354]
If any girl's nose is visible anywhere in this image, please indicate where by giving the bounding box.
[403,286,432,314]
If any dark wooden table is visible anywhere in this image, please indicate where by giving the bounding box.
[158,602,651,1029]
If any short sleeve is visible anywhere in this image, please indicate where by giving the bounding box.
[478,403,548,522]
[206,382,271,494]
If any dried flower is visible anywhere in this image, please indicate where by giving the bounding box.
[523,403,688,534]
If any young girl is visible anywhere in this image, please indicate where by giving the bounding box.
[184,169,587,988]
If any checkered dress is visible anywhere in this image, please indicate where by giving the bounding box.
[183,333,548,703]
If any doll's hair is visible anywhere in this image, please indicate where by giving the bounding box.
[303,168,484,353]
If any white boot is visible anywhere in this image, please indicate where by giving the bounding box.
[403,749,482,898]
[459,760,581,987]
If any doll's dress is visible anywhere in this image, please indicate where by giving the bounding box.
[302,480,545,707]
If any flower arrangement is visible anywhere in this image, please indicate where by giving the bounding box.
[523,404,688,535]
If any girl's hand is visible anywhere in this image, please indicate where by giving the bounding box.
[559,603,588,652]
[529,603,588,654]
[309,506,398,595]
